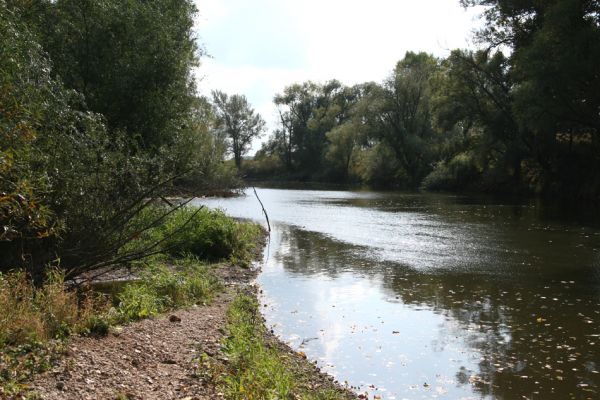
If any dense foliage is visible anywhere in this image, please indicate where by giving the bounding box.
[0,1,239,277]
[247,0,600,198]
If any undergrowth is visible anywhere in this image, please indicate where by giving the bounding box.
[130,206,263,266]
[117,257,221,321]
[0,206,263,397]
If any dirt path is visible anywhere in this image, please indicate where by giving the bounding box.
[31,290,235,400]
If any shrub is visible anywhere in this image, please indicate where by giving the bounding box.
[130,206,262,264]
[421,152,480,191]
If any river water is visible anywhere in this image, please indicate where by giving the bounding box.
[193,188,600,399]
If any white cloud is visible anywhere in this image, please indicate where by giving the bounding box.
[193,0,484,153]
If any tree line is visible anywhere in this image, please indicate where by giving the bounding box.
[0,1,258,277]
[2,0,598,277]
[241,0,599,199]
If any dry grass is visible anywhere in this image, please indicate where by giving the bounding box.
[0,270,110,348]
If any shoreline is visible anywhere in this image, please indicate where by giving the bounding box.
[24,236,357,399]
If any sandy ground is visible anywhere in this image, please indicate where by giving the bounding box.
[31,290,234,400]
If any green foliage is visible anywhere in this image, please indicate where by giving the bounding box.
[131,206,262,264]
[357,143,408,187]
[220,294,293,399]
[28,0,199,151]
[214,293,353,400]
[458,0,600,197]
[254,6,600,198]
[325,122,360,181]
[1,1,240,277]
[0,340,60,397]
[260,55,440,188]
[117,259,220,321]
[421,153,480,191]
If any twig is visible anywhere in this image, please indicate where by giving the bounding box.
[252,187,271,233]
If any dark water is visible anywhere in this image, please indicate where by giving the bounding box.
[194,188,600,399]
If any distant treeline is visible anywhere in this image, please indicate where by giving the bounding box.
[244,0,600,199]
[0,1,237,276]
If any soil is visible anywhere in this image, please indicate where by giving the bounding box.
[31,288,235,400]
[29,256,356,399]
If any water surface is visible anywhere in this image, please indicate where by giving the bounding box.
[194,188,600,399]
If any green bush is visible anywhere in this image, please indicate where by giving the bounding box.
[421,152,480,191]
[130,206,262,264]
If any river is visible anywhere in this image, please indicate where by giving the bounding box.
[193,187,600,399]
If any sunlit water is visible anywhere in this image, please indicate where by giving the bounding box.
[194,188,600,399]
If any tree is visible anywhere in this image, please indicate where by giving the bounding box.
[358,52,438,187]
[212,90,265,169]
[27,0,200,151]
[274,82,319,171]
[462,0,600,196]
[325,122,360,181]
[428,49,525,190]
[0,1,239,278]
[273,81,363,175]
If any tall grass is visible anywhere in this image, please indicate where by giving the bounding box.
[221,294,294,399]
[0,270,112,396]
[0,257,222,395]
[0,270,109,347]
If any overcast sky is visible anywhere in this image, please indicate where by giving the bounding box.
[193,0,484,153]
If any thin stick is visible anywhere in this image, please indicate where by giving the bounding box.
[252,187,271,233]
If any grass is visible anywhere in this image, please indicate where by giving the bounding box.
[0,205,264,397]
[207,293,355,400]
[116,257,221,321]
[0,270,110,397]
[0,259,222,396]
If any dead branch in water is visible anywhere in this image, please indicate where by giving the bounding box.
[252,187,271,233]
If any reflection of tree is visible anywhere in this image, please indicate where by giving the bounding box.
[275,225,600,399]
[275,226,378,279]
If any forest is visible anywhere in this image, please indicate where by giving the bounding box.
[0,0,244,277]
[244,0,600,199]
[2,0,599,276]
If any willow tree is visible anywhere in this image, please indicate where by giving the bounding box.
[212,90,265,169]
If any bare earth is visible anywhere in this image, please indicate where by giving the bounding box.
[31,290,234,400]
[29,251,356,400]
[30,261,260,400]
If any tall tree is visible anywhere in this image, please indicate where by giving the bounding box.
[463,0,600,195]
[212,90,265,169]
[28,0,199,151]
[274,82,319,171]
[360,52,438,186]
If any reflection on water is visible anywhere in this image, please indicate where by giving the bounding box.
[194,188,600,399]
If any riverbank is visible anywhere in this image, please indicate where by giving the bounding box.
[26,264,355,400]
[1,207,356,399]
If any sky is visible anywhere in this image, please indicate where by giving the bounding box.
[193,0,484,153]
